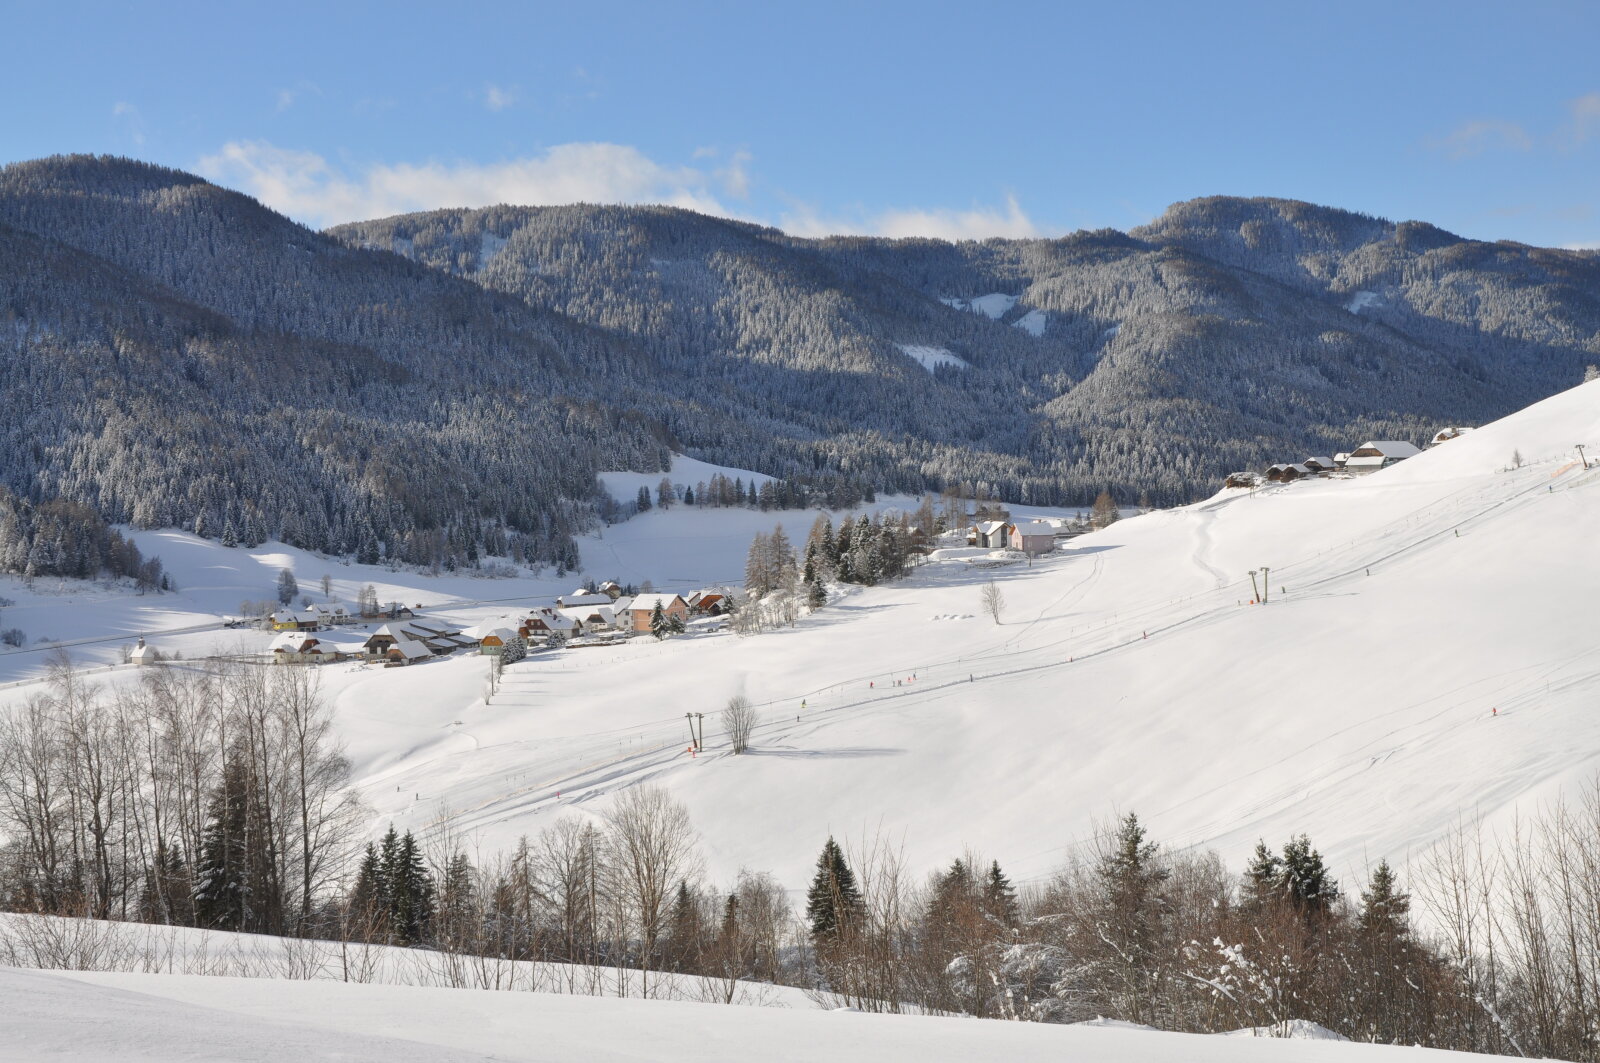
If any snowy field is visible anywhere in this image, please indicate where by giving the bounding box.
[5,386,1599,902]
[1,964,1505,1063]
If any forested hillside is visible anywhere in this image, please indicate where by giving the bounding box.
[2,154,1596,569]
[337,196,1600,508]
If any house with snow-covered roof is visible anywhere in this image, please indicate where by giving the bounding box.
[129,638,158,666]
[558,592,613,609]
[971,520,1009,549]
[1008,521,1055,556]
[1429,426,1475,447]
[1345,441,1421,475]
[269,632,347,664]
[1302,456,1337,473]
[270,609,320,632]
[629,594,690,633]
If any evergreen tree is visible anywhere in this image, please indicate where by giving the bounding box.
[276,567,298,606]
[1240,840,1282,913]
[380,829,435,945]
[1357,859,1409,941]
[192,752,273,932]
[983,860,1019,928]
[805,837,862,939]
[1279,834,1338,919]
[649,600,668,640]
[220,519,238,548]
[636,486,652,513]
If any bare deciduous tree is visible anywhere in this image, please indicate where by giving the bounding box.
[722,695,756,754]
[980,581,1004,625]
[603,785,702,997]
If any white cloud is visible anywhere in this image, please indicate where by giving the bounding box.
[484,84,516,112]
[780,193,1043,241]
[1565,92,1600,146]
[112,101,145,146]
[196,140,736,227]
[1427,119,1532,159]
[196,140,1048,241]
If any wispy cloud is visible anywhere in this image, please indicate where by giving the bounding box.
[1563,92,1600,147]
[275,82,322,114]
[197,140,1050,240]
[197,140,736,227]
[1427,119,1532,160]
[112,101,145,146]
[781,193,1044,241]
[483,84,516,112]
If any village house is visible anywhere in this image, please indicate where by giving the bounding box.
[1008,521,1055,556]
[597,580,624,600]
[1345,440,1422,475]
[269,609,321,632]
[629,593,690,633]
[269,631,345,665]
[477,627,521,656]
[519,608,582,642]
[970,520,1009,549]
[384,639,432,667]
[1429,426,1475,447]
[686,590,728,616]
[363,620,475,660]
[1265,462,1311,482]
[557,590,614,609]
[1302,456,1337,473]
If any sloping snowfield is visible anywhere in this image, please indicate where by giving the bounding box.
[317,379,1600,891]
[5,385,1597,899]
[2,965,1501,1063]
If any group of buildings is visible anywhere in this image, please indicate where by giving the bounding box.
[257,583,733,667]
[967,517,1084,556]
[1233,428,1472,487]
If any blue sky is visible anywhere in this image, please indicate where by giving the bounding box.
[5,0,1599,246]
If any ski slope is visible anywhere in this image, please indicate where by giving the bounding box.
[5,383,1597,899]
[327,379,1600,892]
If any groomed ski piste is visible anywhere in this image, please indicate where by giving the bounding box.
[336,377,1600,892]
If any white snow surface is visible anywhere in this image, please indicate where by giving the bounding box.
[1,965,1505,1063]
[597,453,776,506]
[476,231,507,269]
[5,382,1600,911]
[942,293,1018,319]
[1013,308,1048,337]
[897,344,972,372]
[1345,291,1382,314]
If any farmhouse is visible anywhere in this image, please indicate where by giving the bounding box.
[630,593,690,633]
[269,609,321,632]
[1429,426,1475,447]
[269,632,345,664]
[477,627,522,657]
[1302,456,1337,473]
[971,520,1009,549]
[558,591,613,609]
[384,639,432,667]
[686,590,728,615]
[519,609,582,642]
[1345,440,1421,475]
[1008,521,1055,556]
